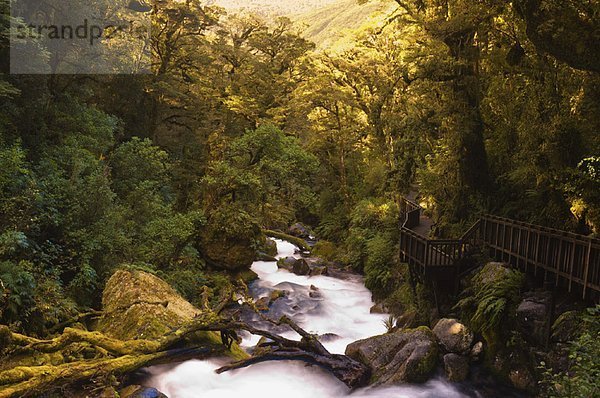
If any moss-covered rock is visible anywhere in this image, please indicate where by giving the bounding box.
[345,326,438,385]
[443,353,469,382]
[433,318,474,354]
[199,207,262,271]
[98,269,246,360]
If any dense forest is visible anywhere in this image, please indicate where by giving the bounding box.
[0,0,599,397]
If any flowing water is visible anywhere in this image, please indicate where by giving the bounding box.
[146,240,517,398]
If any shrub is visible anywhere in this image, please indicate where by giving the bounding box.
[540,306,600,397]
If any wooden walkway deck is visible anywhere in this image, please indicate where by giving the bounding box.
[398,197,600,301]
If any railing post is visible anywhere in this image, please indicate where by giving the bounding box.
[583,237,592,300]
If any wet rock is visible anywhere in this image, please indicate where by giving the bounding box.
[432,318,474,354]
[310,265,328,276]
[255,297,270,311]
[470,341,483,361]
[319,333,341,342]
[277,256,310,275]
[269,290,286,302]
[288,222,314,239]
[255,252,277,262]
[293,259,310,275]
[345,326,438,385]
[369,303,388,314]
[516,293,550,346]
[120,386,168,398]
[443,353,469,382]
[263,238,278,257]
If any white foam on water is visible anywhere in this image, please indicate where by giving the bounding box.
[147,239,469,398]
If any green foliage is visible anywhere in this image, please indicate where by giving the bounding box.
[203,125,317,227]
[0,260,36,323]
[540,306,600,398]
[311,240,337,261]
[456,265,525,333]
[363,233,396,297]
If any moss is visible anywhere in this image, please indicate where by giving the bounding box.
[263,229,310,252]
[234,269,259,285]
[311,240,337,261]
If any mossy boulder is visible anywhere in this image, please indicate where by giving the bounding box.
[199,207,262,271]
[475,262,513,287]
[443,353,469,382]
[277,256,310,275]
[433,318,474,354]
[345,326,438,385]
[201,236,257,271]
[98,269,246,360]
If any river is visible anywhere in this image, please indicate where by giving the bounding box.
[146,239,519,398]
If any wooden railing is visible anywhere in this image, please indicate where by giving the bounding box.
[398,198,600,300]
[478,215,600,300]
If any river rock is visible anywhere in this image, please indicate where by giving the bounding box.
[263,238,278,257]
[277,256,310,275]
[516,292,550,346]
[345,326,438,385]
[310,265,328,276]
[433,318,474,354]
[120,385,168,398]
[470,341,483,361]
[369,303,388,314]
[255,296,270,311]
[288,222,314,239]
[256,252,277,262]
[443,353,469,382]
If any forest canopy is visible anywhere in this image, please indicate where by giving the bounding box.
[0,0,598,362]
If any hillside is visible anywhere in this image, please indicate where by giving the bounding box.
[206,0,341,17]
[296,0,396,49]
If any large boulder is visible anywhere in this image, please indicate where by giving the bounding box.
[199,208,261,271]
[98,269,246,359]
[433,318,474,354]
[345,326,438,385]
[476,262,513,286]
[516,292,551,346]
[443,353,469,382]
[277,256,310,275]
[99,269,202,341]
[201,235,256,271]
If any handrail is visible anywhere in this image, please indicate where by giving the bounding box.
[398,196,599,300]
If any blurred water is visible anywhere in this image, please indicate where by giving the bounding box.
[146,239,508,398]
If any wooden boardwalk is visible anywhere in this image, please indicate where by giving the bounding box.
[398,197,600,301]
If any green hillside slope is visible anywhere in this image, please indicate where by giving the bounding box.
[296,0,396,50]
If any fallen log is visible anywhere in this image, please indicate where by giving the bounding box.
[0,292,370,396]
